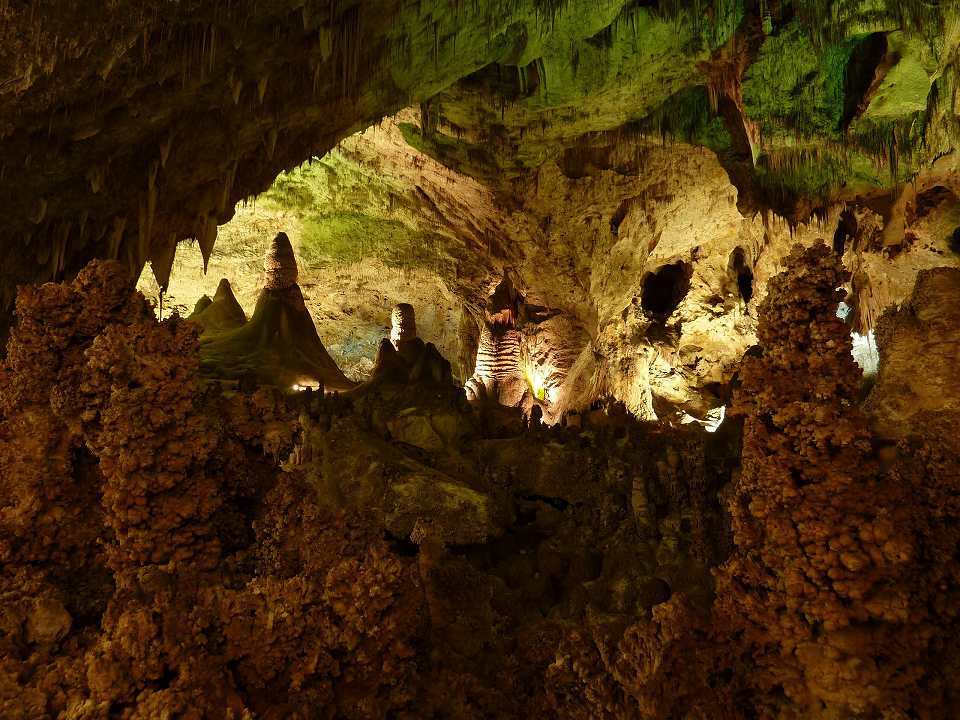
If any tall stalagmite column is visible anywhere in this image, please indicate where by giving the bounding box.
[714,243,960,717]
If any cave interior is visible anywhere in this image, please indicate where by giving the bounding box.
[1,1,960,718]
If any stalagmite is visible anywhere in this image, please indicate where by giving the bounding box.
[389,303,418,349]
[189,277,246,334]
[263,231,298,289]
[199,231,353,390]
[473,323,522,382]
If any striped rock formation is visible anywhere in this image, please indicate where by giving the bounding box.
[473,324,522,382]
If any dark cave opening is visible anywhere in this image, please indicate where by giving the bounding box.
[842,32,889,129]
[833,208,858,255]
[729,247,754,304]
[951,227,960,254]
[641,261,692,320]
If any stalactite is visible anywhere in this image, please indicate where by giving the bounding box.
[29,198,47,225]
[107,216,126,260]
[267,127,279,159]
[257,74,269,104]
[159,133,173,169]
[149,234,178,292]
[197,213,218,273]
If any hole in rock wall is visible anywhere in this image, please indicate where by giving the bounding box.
[842,32,889,129]
[952,227,960,254]
[729,247,753,304]
[833,208,858,255]
[641,261,692,320]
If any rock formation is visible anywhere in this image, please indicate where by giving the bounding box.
[714,243,960,717]
[2,3,960,717]
[199,232,354,390]
[865,267,960,438]
[188,278,247,335]
[390,302,418,349]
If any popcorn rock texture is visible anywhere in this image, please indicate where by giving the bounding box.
[714,243,960,718]
[263,232,299,290]
[1,254,957,718]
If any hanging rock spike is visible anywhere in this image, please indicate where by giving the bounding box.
[29,198,47,224]
[149,234,177,291]
[267,128,279,159]
[198,214,218,273]
[258,75,269,104]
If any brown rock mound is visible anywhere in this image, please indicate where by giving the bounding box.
[188,278,247,335]
[200,233,354,391]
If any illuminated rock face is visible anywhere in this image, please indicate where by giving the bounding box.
[866,267,960,438]
[390,303,417,349]
[473,324,522,383]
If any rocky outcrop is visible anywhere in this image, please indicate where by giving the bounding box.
[188,278,247,334]
[865,267,960,438]
[199,232,354,390]
[714,243,960,717]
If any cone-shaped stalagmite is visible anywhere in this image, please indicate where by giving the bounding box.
[199,233,354,390]
[188,278,247,335]
[264,231,298,289]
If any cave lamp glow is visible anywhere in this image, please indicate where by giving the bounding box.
[522,362,555,404]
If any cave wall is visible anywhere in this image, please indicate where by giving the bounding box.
[5,0,960,345]
[183,109,959,420]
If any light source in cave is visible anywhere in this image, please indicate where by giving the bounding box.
[522,361,554,404]
[851,330,879,375]
[837,297,879,375]
[680,405,726,433]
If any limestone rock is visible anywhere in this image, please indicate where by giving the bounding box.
[26,597,71,645]
[188,278,246,335]
[865,267,960,438]
[263,232,298,290]
[390,303,417,348]
[384,475,495,545]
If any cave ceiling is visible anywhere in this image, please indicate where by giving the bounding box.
[3,1,960,332]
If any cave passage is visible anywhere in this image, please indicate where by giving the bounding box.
[729,247,754,304]
[641,261,692,320]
